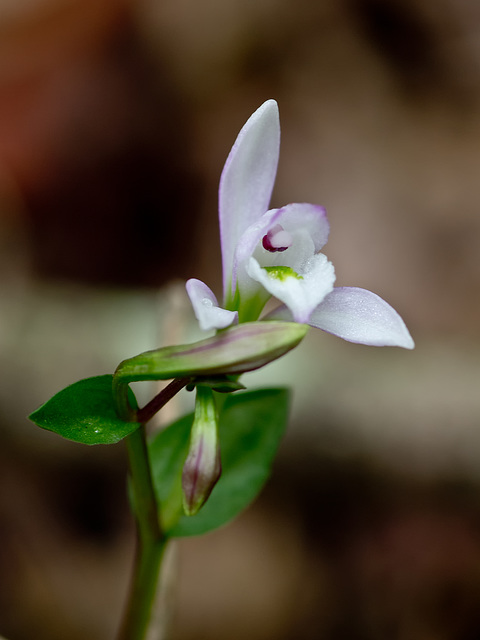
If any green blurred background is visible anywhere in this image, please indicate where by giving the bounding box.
[1,0,480,638]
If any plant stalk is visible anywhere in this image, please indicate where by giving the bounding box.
[114,379,190,639]
[118,425,168,640]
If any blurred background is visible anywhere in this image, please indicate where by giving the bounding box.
[1,0,480,638]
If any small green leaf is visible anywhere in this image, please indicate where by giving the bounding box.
[29,375,139,445]
[149,388,290,537]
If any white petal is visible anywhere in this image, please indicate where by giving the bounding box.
[219,100,280,300]
[309,287,414,348]
[247,254,335,324]
[186,279,237,331]
[276,203,330,253]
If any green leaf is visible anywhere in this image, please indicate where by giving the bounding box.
[149,388,290,537]
[29,375,140,445]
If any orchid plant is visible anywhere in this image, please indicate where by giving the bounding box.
[28,99,413,640]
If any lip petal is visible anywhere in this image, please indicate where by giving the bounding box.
[219,100,280,301]
[247,253,336,324]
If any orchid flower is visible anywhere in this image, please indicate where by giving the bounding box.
[187,100,414,350]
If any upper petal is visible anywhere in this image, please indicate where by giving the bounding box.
[309,287,414,348]
[219,100,280,301]
[275,203,329,254]
[186,279,237,332]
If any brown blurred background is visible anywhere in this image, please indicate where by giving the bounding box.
[1,0,480,638]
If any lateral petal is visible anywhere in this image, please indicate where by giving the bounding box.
[186,279,237,331]
[279,287,414,348]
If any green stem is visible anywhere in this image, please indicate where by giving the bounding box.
[113,379,191,640]
[118,425,168,640]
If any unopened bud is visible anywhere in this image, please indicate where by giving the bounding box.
[182,386,221,516]
[114,321,309,384]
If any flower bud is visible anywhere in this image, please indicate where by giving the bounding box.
[114,321,309,383]
[182,386,221,516]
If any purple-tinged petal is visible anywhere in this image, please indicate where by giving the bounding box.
[266,288,414,348]
[219,100,280,301]
[186,279,237,332]
[272,287,413,348]
[275,203,329,252]
[308,287,414,348]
